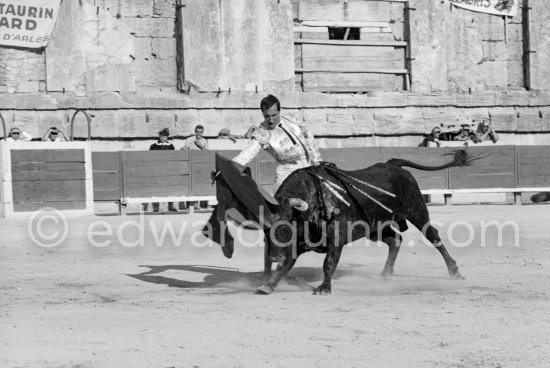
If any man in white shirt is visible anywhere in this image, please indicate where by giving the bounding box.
[42,127,70,142]
[233,94,321,192]
[181,125,208,150]
[6,127,32,142]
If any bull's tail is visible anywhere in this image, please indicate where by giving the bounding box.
[387,149,469,171]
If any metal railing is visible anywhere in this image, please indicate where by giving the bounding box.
[70,109,92,141]
[0,113,6,141]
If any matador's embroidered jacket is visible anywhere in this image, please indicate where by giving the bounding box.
[233,116,321,191]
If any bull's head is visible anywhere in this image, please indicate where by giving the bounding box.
[266,197,309,263]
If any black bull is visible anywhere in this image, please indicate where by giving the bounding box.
[204,151,470,295]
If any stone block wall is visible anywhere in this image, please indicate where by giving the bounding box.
[1,0,550,148]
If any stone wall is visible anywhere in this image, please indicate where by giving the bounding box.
[1,0,550,148]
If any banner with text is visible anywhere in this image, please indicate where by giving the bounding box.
[0,0,62,48]
[450,0,517,17]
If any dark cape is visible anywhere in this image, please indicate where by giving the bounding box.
[202,153,279,258]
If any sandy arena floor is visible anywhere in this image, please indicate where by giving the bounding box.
[1,204,549,368]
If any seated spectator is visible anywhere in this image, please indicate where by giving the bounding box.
[418,127,442,147]
[181,125,208,150]
[145,128,177,212]
[150,128,175,150]
[42,126,70,142]
[6,127,32,142]
[475,120,499,143]
[453,124,479,143]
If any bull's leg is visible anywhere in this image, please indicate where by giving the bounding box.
[313,246,343,295]
[424,224,464,279]
[256,257,297,295]
[263,234,272,277]
[380,229,403,279]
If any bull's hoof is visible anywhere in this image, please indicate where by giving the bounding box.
[381,268,394,280]
[450,271,465,280]
[313,284,331,295]
[256,285,274,295]
[531,192,550,203]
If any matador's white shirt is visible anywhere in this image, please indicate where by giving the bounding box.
[233,116,321,191]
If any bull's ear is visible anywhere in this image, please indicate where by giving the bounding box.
[289,198,308,212]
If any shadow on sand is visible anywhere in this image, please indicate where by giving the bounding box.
[127,264,354,291]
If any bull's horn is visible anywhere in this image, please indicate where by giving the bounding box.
[289,198,308,211]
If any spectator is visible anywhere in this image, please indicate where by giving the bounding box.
[145,128,177,212]
[418,127,442,147]
[181,125,209,210]
[453,124,479,143]
[475,120,499,143]
[149,128,175,151]
[42,126,70,142]
[181,125,208,150]
[6,127,32,142]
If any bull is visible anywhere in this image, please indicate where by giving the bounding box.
[204,151,470,295]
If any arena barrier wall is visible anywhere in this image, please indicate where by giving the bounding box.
[2,144,547,217]
[86,145,550,214]
[0,142,94,218]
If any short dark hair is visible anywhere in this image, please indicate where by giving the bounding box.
[260,94,280,112]
[195,125,204,131]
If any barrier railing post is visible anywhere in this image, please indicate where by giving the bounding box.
[70,109,92,141]
[0,113,6,140]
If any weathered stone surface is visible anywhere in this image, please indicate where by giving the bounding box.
[46,0,87,92]
[478,16,505,42]
[134,60,177,88]
[151,39,177,59]
[528,1,550,91]
[17,81,40,94]
[86,64,137,92]
[182,0,294,92]
[410,1,448,93]
[133,38,153,60]
[515,108,542,131]
[317,136,376,149]
[94,0,153,17]
[144,111,178,137]
[421,108,460,133]
[350,111,376,135]
[119,111,148,137]
[123,18,175,38]
[538,107,550,132]
[480,60,508,88]
[153,0,176,17]
[488,107,518,132]
[12,111,40,138]
[38,111,70,135]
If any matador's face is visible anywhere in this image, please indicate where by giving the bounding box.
[262,104,281,130]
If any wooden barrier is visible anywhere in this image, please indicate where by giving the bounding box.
[92,151,121,202]
[87,145,550,214]
[0,142,93,217]
[122,150,190,198]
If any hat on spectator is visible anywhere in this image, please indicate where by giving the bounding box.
[460,124,471,130]
[158,128,170,136]
[50,126,59,133]
[218,128,231,137]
